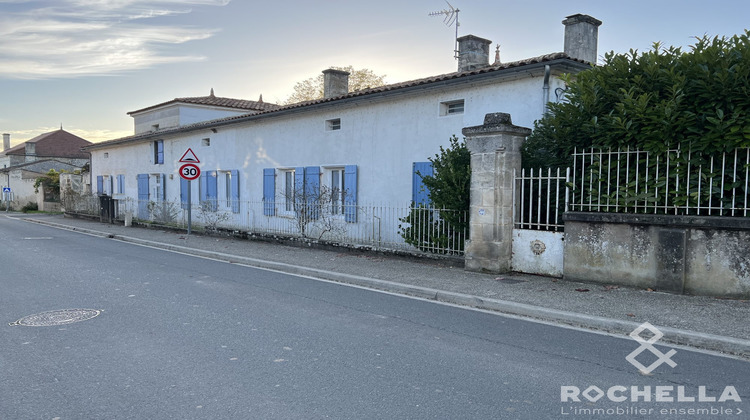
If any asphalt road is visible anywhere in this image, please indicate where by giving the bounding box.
[1,216,749,419]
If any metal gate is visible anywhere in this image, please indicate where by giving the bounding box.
[511,168,569,277]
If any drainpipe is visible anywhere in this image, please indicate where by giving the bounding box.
[542,65,551,114]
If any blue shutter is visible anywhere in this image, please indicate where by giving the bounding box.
[160,173,166,200]
[206,171,217,211]
[412,161,434,206]
[230,169,240,213]
[344,165,358,223]
[294,166,304,196]
[180,177,189,210]
[305,166,320,220]
[96,176,103,195]
[294,167,305,216]
[137,174,149,219]
[263,168,275,216]
[155,140,164,164]
[117,174,125,194]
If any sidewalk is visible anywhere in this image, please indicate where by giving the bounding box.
[13,213,750,358]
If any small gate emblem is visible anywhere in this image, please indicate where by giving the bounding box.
[530,240,546,255]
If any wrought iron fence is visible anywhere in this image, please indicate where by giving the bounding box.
[570,147,750,216]
[65,196,468,256]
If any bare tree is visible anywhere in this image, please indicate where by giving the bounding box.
[198,201,231,232]
[283,66,387,104]
[284,183,349,240]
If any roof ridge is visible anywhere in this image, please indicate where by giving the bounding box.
[91,52,588,150]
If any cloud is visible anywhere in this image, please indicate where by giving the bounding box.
[0,0,230,79]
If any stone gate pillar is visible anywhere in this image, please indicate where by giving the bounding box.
[462,113,531,273]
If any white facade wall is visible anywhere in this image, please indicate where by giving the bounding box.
[1,170,39,209]
[92,73,566,210]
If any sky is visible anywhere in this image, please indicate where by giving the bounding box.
[1,0,749,146]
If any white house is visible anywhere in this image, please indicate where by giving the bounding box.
[83,14,601,241]
[1,129,92,210]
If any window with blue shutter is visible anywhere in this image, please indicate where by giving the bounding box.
[200,171,217,211]
[230,169,240,213]
[294,167,305,217]
[137,174,149,219]
[117,174,125,194]
[96,175,103,195]
[304,166,320,220]
[263,168,275,216]
[154,140,164,164]
[344,165,358,223]
[331,169,344,214]
[180,177,189,209]
[412,161,434,206]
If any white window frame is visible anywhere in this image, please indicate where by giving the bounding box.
[326,118,341,131]
[217,170,232,210]
[102,175,111,195]
[440,99,465,116]
[280,169,296,214]
[150,173,163,202]
[329,167,345,216]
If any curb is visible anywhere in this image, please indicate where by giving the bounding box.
[22,217,750,358]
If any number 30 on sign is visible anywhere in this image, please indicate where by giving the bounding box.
[179,163,201,181]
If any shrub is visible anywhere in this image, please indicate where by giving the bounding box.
[21,202,38,213]
[399,135,470,253]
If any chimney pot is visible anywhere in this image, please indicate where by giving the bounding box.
[562,14,602,64]
[2,133,9,151]
[457,35,493,72]
[322,69,350,99]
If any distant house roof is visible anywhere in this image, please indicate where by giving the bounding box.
[0,158,82,175]
[85,52,590,151]
[128,90,281,115]
[3,129,92,159]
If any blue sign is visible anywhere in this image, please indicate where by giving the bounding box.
[2,187,10,193]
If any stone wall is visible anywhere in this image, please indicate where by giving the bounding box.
[564,212,750,298]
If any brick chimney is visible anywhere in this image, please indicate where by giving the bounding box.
[322,69,350,99]
[2,133,9,151]
[562,14,602,64]
[457,35,492,72]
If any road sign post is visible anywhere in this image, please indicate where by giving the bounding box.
[179,150,201,234]
[187,180,192,235]
[3,187,10,212]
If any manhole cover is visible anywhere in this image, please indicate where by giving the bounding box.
[9,309,101,327]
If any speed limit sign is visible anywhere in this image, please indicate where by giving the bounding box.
[179,163,201,181]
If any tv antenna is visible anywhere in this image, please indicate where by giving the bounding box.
[429,1,460,59]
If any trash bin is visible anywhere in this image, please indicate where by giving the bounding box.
[99,194,115,223]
